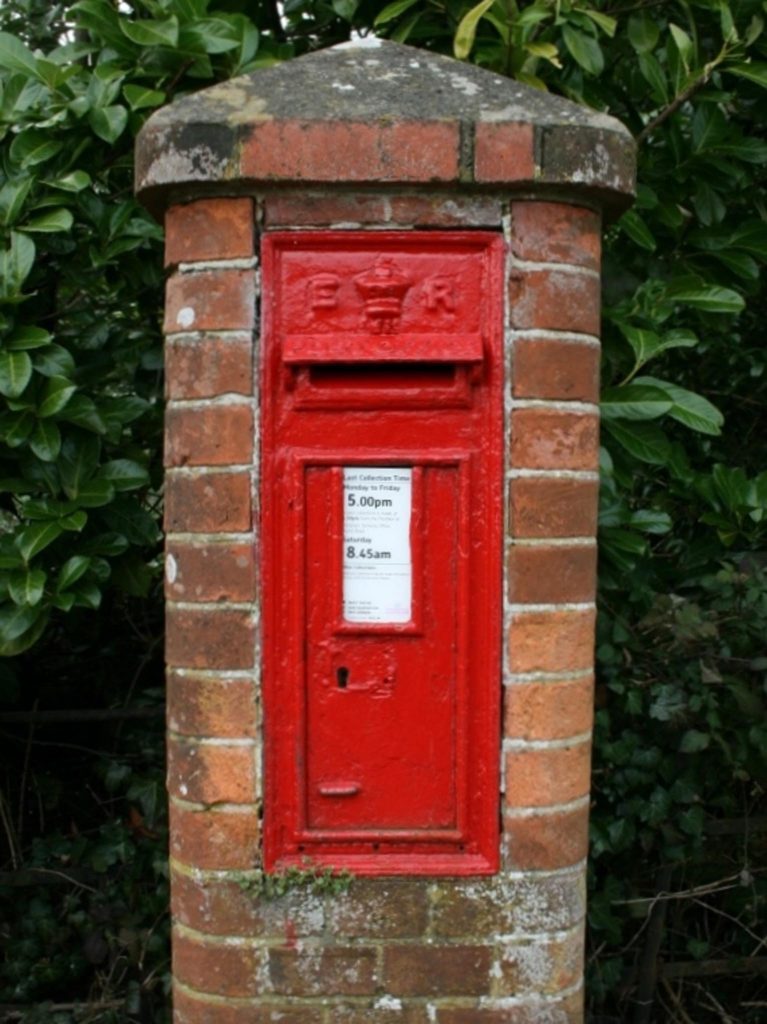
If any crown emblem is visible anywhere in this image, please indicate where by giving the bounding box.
[354,257,412,334]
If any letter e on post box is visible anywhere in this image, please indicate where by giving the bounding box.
[262,232,503,874]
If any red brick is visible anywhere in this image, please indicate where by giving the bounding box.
[509,269,600,335]
[241,121,460,182]
[437,991,584,1023]
[166,541,254,604]
[265,192,388,226]
[173,985,323,1024]
[508,608,596,674]
[165,337,253,400]
[165,403,253,468]
[167,736,256,804]
[171,869,326,938]
[503,804,590,870]
[496,932,584,996]
[326,878,429,938]
[167,673,257,739]
[513,338,600,402]
[509,478,598,539]
[169,802,258,870]
[166,607,256,670]
[511,409,599,471]
[388,194,503,227]
[173,931,261,998]
[511,201,601,269]
[165,472,252,533]
[165,198,254,267]
[165,270,255,333]
[504,677,594,741]
[505,741,592,808]
[508,544,596,604]
[333,1003,430,1024]
[474,122,535,182]
[267,945,378,996]
[383,945,492,997]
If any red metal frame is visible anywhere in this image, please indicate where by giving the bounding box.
[261,231,503,875]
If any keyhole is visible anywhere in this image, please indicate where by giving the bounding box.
[336,666,349,689]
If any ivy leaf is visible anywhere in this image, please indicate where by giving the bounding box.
[0,351,33,398]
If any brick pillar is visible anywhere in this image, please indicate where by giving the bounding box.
[137,39,635,1024]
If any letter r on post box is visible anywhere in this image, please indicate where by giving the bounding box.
[261,232,504,875]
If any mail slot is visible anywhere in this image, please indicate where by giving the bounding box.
[262,232,503,874]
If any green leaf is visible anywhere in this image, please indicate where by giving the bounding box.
[374,0,419,25]
[122,83,166,111]
[0,31,40,77]
[0,351,32,398]
[9,131,64,167]
[7,327,52,351]
[1,232,36,297]
[629,509,672,534]
[8,569,46,607]
[16,522,64,562]
[76,479,116,508]
[638,52,668,102]
[57,555,91,592]
[454,0,495,60]
[29,419,61,461]
[584,10,616,38]
[618,210,656,251]
[680,729,710,753]
[562,24,603,74]
[627,12,659,53]
[635,376,724,435]
[59,434,101,499]
[98,459,150,492]
[34,344,75,378]
[726,62,767,87]
[43,171,92,192]
[668,23,694,68]
[22,209,75,234]
[0,178,33,226]
[38,376,76,418]
[668,284,745,314]
[603,420,671,465]
[601,385,672,421]
[88,105,129,143]
[120,16,180,48]
[2,411,34,447]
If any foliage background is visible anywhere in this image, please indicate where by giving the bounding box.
[0,0,764,1020]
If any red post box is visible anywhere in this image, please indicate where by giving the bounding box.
[262,231,503,874]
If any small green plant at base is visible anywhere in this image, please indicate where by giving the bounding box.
[236,860,353,901]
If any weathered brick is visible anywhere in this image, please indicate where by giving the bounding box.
[165,471,251,535]
[165,197,254,267]
[167,673,257,739]
[165,541,255,604]
[505,742,592,808]
[429,873,586,938]
[388,194,503,227]
[512,338,600,402]
[509,478,598,539]
[508,609,596,674]
[508,544,596,604]
[496,931,584,996]
[171,869,325,938]
[166,607,256,671]
[173,985,324,1024]
[267,945,378,996]
[327,878,429,939]
[167,736,256,804]
[474,122,535,182]
[173,931,262,998]
[169,802,259,870]
[503,677,594,741]
[165,336,253,400]
[241,121,460,182]
[264,192,388,226]
[165,403,253,468]
[383,945,492,997]
[511,409,599,471]
[437,991,584,1024]
[509,269,600,335]
[503,804,589,870]
[511,201,600,269]
[165,270,255,333]
[332,1001,430,1024]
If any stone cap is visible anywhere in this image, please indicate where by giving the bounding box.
[135,38,635,218]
